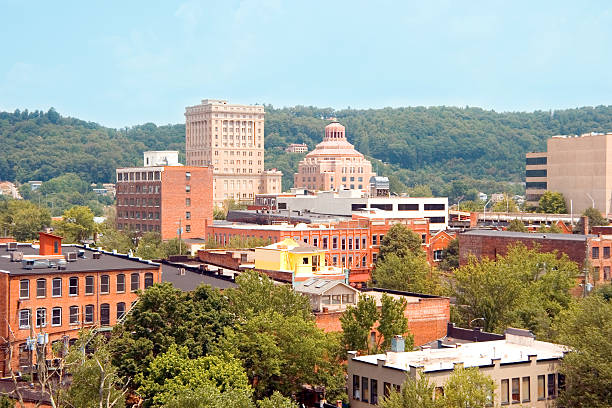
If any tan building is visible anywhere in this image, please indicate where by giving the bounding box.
[185,99,282,206]
[526,132,612,216]
[294,120,375,191]
[347,328,566,408]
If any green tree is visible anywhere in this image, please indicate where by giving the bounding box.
[0,396,13,408]
[582,207,609,228]
[537,222,562,233]
[138,345,250,408]
[491,194,518,212]
[373,253,441,294]
[110,283,233,384]
[554,293,612,408]
[53,205,97,243]
[0,199,51,241]
[97,224,134,253]
[163,386,254,408]
[340,295,379,353]
[506,219,528,232]
[538,191,567,213]
[377,294,410,351]
[406,184,433,197]
[380,374,438,408]
[136,232,165,260]
[439,367,495,408]
[378,224,423,261]
[438,238,459,272]
[451,244,577,336]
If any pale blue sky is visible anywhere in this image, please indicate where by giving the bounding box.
[1,0,612,128]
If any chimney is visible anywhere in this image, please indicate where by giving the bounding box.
[582,215,589,235]
[391,335,405,352]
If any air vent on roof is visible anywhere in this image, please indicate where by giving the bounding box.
[78,250,85,258]
[92,252,101,260]
[65,252,78,262]
[7,242,17,251]
[10,251,23,262]
[303,278,316,287]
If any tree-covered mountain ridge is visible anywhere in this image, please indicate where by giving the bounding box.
[3,105,612,196]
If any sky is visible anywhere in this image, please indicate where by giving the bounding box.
[1,0,612,128]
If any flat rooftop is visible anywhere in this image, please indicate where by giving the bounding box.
[0,244,159,276]
[160,263,237,291]
[461,229,592,241]
[353,338,565,373]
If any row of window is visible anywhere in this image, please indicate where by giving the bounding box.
[593,266,611,281]
[591,246,611,259]
[19,273,154,299]
[118,223,163,233]
[118,197,160,206]
[353,375,400,405]
[500,373,563,404]
[117,211,161,219]
[18,303,127,329]
[117,171,161,182]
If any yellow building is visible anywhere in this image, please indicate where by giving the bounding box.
[254,238,347,283]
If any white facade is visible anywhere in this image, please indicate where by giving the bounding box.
[275,190,449,231]
[143,151,181,167]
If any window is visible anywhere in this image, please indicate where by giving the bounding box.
[117,302,126,320]
[51,307,62,326]
[85,276,95,295]
[100,304,110,326]
[526,169,547,177]
[526,156,547,165]
[302,257,309,265]
[372,253,378,264]
[592,247,600,259]
[69,306,79,324]
[131,273,140,291]
[433,249,444,261]
[605,266,611,281]
[522,377,530,402]
[36,278,46,297]
[372,235,377,245]
[537,375,545,400]
[501,379,509,404]
[96,275,109,294]
[424,203,445,211]
[19,309,30,329]
[353,375,360,400]
[186,211,191,220]
[322,237,328,249]
[511,378,520,403]
[362,377,369,403]
[84,305,94,324]
[348,238,353,250]
[604,247,610,258]
[185,171,191,180]
[186,198,191,206]
[332,236,338,249]
[69,277,78,295]
[355,237,360,250]
[341,238,346,250]
[185,225,191,232]
[398,204,418,211]
[36,308,47,327]
[526,182,547,189]
[383,383,391,399]
[313,237,318,247]
[117,274,125,292]
[547,374,556,398]
[186,185,191,192]
[19,280,29,299]
[144,273,154,289]
[426,216,446,224]
[52,278,61,297]
[371,379,378,405]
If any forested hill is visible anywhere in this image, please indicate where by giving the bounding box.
[3,105,612,197]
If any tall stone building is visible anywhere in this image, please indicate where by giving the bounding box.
[294,120,375,191]
[185,99,282,206]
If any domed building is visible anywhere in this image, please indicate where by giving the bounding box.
[294,120,375,191]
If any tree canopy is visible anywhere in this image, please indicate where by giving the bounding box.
[538,191,567,213]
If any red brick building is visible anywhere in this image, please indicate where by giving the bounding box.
[115,165,213,240]
[0,234,162,377]
[207,216,432,284]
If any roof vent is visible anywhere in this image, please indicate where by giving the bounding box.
[7,242,17,251]
[78,250,85,258]
[10,251,23,262]
[65,252,78,262]
[93,252,101,260]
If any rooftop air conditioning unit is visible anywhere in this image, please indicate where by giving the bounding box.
[7,242,17,251]
[92,252,101,260]
[65,252,78,262]
[10,251,23,262]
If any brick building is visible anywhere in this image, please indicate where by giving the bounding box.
[459,229,612,288]
[207,216,431,284]
[116,151,213,240]
[0,233,162,377]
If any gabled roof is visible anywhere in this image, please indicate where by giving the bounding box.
[294,278,357,295]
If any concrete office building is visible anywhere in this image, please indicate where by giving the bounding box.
[185,99,282,206]
[526,132,612,215]
[294,120,375,191]
[347,329,566,408]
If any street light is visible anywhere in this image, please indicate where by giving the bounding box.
[483,199,492,226]
[586,193,595,209]
[456,195,465,211]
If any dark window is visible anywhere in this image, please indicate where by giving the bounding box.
[427,216,446,224]
[371,379,378,405]
[100,275,110,294]
[186,198,191,206]
[278,202,287,209]
[592,247,600,259]
[537,375,545,400]
[332,236,338,249]
[604,247,610,258]
[341,238,346,250]
[69,306,79,324]
[370,204,392,211]
[85,276,95,295]
[501,379,509,404]
[36,308,46,327]
[604,266,610,280]
[383,382,391,399]
[353,375,360,400]
[19,309,30,329]
[372,235,377,245]
[526,156,547,165]
[362,377,369,403]
[522,377,530,402]
[117,274,125,292]
[100,304,110,326]
[131,273,140,291]
[117,302,126,320]
[186,211,191,220]
[69,277,79,296]
[322,237,328,249]
[52,278,62,297]
[84,305,94,324]
[51,307,61,326]
[144,273,154,289]
[424,203,445,211]
[547,374,556,398]
[526,169,547,177]
[398,204,419,211]
[351,203,367,211]
[348,238,353,250]
[185,225,191,232]
[19,279,29,299]
[512,378,520,403]
[558,373,565,392]
[526,182,547,189]
[36,278,46,298]
[433,249,444,261]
